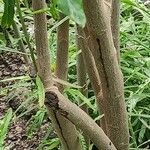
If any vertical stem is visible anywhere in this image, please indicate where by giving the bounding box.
[54,13,81,150]
[111,0,120,61]
[76,26,90,146]
[76,26,108,134]
[12,20,30,65]
[32,0,52,88]
[76,26,87,111]
[16,0,37,70]
[55,13,69,92]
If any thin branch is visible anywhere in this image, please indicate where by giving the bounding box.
[76,26,88,112]
[55,13,69,92]
[54,14,82,149]
[76,26,107,134]
[111,0,120,61]
[76,26,89,145]
[45,86,117,150]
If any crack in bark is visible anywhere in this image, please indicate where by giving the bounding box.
[45,91,70,150]
[54,113,70,150]
[96,38,109,89]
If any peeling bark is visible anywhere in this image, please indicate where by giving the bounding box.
[45,86,117,150]
[83,0,129,149]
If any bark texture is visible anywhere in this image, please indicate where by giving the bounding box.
[111,0,120,61]
[54,13,81,150]
[55,14,69,92]
[45,86,117,150]
[32,1,81,150]
[76,27,89,145]
[76,26,87,112]
[83,0,129,149]
[76,26,107,133]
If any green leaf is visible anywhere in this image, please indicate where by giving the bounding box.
[36,76,45,107]
[47,138,60,149]
[1,0,15,28]
[65,89,96,111]
[0,75,31,83]
[121,0,136,6]
[56,0,86,27]
[0,108,12,147]
[53,76,82,89]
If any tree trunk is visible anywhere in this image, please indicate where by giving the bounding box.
[32,1,81,150]
[83,0,129,149]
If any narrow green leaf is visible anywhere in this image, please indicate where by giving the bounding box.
[48,138,60,149]
[0,76,31,83]
[1,0,15,28]
[0,108,12,147]
[66,89,95,111]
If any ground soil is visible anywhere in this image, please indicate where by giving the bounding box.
[0,52,56,150]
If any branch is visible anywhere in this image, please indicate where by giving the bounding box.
[55,13,69,92]
[32,1,81,149]
[76,25,88,112]
[76,26,107,133]
[54,14,82,150]
[111,0,120,61]
[76,26,89,145]
[32,0,52,88]
[45,86,117,150]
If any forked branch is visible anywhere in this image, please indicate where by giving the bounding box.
[45,86,117,150]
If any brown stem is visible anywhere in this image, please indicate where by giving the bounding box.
[32,0,52,88]
[76,26,87,112]
[54,13,82,150]
[55,13,69,93]
[32,1,81,150]
[45,86,117,150]
[111,0,120,61]
[76,26,107,134]
[76,26,89,145]
[83,0,129,149]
